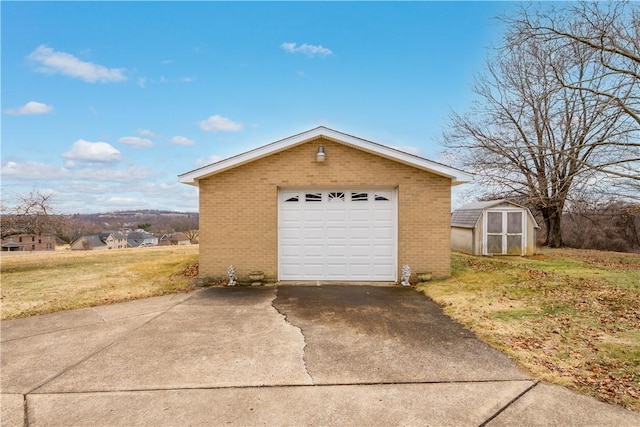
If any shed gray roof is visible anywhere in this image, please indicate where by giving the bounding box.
[451,209,484,228]
[451,199,528,228]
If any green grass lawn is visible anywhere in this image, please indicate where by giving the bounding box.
[419,248,640,412]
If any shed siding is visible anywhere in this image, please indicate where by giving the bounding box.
[451,227,474,254]
[199,137,452,281]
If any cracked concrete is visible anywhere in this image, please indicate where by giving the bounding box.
[272,285,529,385]
[271,287,315,385]
[2,286,639,426]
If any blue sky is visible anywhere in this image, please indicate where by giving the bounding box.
[1,1,517,214]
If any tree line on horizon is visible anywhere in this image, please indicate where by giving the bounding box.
[1,190,199,244]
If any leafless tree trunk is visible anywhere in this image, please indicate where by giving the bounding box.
[443,19,636,247]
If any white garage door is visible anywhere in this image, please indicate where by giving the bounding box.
[278,189,397,281]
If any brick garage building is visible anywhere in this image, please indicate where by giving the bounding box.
[179,127,471,283]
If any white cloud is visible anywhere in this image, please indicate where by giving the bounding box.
[73,166,155,182]
[27,45,126,83]
[194,155,225,167]
[137,129,158,137]
[199,115,243,132]
[105,197,140,205]
[62,139,121,162]
[1,160,191,214]
[4,101,54,115]
[280,42,332,57]
[1,161,70,179]
[171,136,196,146]
[181,77,194,83]
[137,77,147,88]
[119,136,153,147]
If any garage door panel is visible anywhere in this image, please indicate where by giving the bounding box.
[279,188,397,281]
[373,264,395,276]
[326,264,348,277]
[350,244,372,257]
[303,226,325,238]
[350,214,372,223]
[303,245,324,256]
[326,245,347,255]
[372,208,393,218]
[280,212,304,222]
[350,227,373,239]
[373,246,394,257]
[280,246,303,256]
[349,264,373,277]
[372,226,394,239]
[326,226,348,238]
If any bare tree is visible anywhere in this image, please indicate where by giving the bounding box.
[1,189,67,238]
[443,21,636,247]
[183,229,199,244]
[508,2,640,124]
[505,1,640,190]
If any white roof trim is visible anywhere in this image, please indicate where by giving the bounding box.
[178,126,473,186]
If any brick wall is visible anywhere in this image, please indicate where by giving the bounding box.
[1,233,56,251]
[198,136,452,281]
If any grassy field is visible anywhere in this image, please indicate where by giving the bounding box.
[1,245,638,411]
[1,245,198,320]
[419,248,640,412]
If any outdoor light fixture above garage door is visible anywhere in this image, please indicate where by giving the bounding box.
[316,145,326,162]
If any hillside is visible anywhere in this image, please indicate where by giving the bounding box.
[65,210,198,240]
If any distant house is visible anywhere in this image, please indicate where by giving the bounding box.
[127,230,159,248]
[159,232,191,246]
[70,231,128,250]
[451,200,539,256]
[1,232,56,252]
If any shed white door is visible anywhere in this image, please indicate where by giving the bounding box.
[484,210,525,255]
[279,189,397,281]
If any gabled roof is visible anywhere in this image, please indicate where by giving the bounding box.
[71,235,105,248]
[451,199,539,229]
[178,126,473,186]
[99,231,126,240]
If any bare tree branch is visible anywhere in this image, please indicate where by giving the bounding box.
[443,5,639,247]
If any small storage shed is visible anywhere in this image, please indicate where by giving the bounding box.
[451,200,538,256]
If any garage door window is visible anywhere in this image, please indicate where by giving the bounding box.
[283,192,299,202]
[351,192,368,201]
[305,192,322,202]
[329,192,345,202]
[374,191,391,201]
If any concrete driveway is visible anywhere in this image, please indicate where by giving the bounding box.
[2,285,638,426]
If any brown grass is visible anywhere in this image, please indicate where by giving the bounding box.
[419,248,640,412]
[1,245,199,319]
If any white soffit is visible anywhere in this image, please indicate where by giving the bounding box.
[178,126,473,186]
